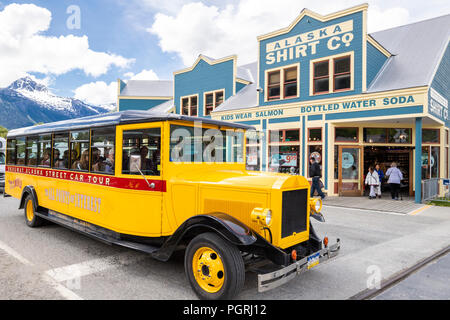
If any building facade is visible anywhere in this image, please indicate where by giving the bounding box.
[118,4,450,203]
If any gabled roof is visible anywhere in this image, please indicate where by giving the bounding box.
[120,80,173,97]
[8,111,254,137]
[149,99,175,113]
[368,14,450,93]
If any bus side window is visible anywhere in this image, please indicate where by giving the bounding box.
[53,133,69,169]
[26,137,38,166]
[91,127,115,175]
[6,139,17,165]
[70,131,90,171]
[38,135,52,168]
[16,137,26,165]
[122,127,161,176]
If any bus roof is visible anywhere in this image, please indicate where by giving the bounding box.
[7,110,255,138]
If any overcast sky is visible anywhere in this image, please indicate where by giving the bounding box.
[0,0,449,106]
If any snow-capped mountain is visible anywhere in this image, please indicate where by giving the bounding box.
[0,77,116,130]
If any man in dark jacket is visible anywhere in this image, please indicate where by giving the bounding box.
[309,158,325,199]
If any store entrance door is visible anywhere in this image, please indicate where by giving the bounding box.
[338,146,363,196]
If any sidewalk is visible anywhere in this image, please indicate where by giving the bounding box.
[322,196,426,214]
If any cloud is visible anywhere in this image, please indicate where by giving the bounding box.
[0,3,134,87]
[124,69,160,80]
[73,81,117,106]
[147,0,416,66]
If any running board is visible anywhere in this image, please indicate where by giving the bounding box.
[35,210,160,255]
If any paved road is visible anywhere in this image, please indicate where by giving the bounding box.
[0,196,449,300]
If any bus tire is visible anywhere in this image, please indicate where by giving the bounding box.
[24,194,44,228]
[185,232,245,300]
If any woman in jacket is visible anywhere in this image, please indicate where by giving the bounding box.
[365,167,380,199]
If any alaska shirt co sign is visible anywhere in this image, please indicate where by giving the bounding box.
[219,94,419,121]
[265,20,354,65]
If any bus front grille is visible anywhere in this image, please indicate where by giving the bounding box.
[281,189,308,238]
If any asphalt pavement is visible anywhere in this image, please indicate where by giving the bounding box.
[0,195,449,300]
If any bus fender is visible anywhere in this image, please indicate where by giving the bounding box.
[152,213,257,262]
[19,186,39,211]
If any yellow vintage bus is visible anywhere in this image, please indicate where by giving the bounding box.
[4,111,339,300]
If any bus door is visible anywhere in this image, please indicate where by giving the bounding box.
[113,124,163,237]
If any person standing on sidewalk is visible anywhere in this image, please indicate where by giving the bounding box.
[365,167,380,199]
[385,162,403,200]
[309,158,325,199]
[375,164,384,198]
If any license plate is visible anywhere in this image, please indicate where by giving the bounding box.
[307,252,320,269]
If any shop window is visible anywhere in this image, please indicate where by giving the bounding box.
[26,137,38,166]
[70,131,90,171]
[445,147,449,178]
[334,56,351,91]
[363,128,387,143]
[267,71,281,100]
[388,128,411,144]
[270,129,300,143]
[37,135,52,167]
[313,60,329,94]
[308,128,322,142]
[431,146,439,178]
[91,127,115,174]
[422,129,440,143]
[204,90,224,116]
[16,137,26,165]
[284,67,298,98]
[445,130,449,145]
[6,139,16,165]
[335,127,358,142]
[269,145,299,174]
[334,145,339,179]
[181,95,198,116]
[122,127,161,176]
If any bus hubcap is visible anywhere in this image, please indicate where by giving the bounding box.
[26,200,34,222]
[193,247,224,293]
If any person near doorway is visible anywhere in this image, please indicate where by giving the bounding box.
[365,167,380,199]
[309,158,325,200]
[375,164,384,199]
[386,162,403,200]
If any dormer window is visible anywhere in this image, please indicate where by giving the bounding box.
[265,64,299,101]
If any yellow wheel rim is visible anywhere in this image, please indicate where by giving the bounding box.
[192,247,225,293]
[26,199,34,222]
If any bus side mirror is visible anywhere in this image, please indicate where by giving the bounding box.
[130,155,141,173]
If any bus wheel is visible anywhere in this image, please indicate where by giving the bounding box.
[24,195,44,228]
[185,232,245,300]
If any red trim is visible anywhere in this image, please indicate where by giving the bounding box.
[6,166,166,192]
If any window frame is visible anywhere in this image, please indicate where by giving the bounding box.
[269,128,300,143]
[334,127,359,143]
[422,128,440,144]
[69,130,91,172]
[180,94,199,117]
[308,127,323,143]
[310,52,354,96]
[333,55,352,92]
[52,132,70,170]
[264,63,300,102]
[90,126,116,175]
[203,89,225,116]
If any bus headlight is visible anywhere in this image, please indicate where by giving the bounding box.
[310,198,322,214]
[251,208,272,227]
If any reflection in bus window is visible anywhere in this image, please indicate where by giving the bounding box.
[6,139,16,165]
[70,131,90,171]
[16,138,26,165]
[38,135,52,167]
[53,133,69,169]
[26,137,38,166]
[91,128,115,174]
[122,128,161,176]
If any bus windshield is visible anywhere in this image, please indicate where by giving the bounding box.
[169,124,244,163]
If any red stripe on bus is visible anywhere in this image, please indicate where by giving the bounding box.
[5,166,166,192]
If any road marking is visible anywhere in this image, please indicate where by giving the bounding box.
[45,251,147,282]
[0,240,33,266]
[0,239,83,300]
[323,205,405,216]
[408,205,432,216]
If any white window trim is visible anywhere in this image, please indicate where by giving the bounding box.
[203,89,225,116]
[309,51,354,96]
[180,94,199,116]
[264,62,300,102]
